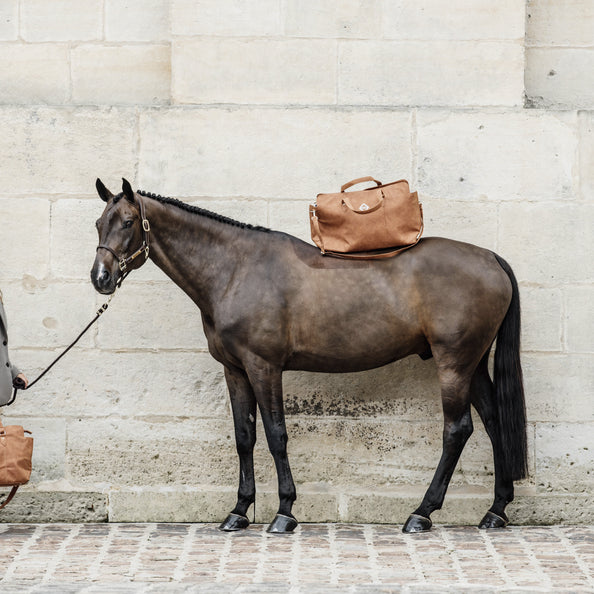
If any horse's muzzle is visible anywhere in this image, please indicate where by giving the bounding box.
[90,262,117,295]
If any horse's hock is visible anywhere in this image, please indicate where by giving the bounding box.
[0,0,593,526]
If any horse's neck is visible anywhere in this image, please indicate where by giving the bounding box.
[143,199,241,315]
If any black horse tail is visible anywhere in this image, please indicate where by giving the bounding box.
[493,254,528,481]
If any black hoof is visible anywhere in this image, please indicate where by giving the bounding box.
[266,513,298,534]
[478,511,509,529]
[403,514,433,533]
[219,513,250,532]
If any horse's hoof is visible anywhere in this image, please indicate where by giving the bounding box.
[266,513,298,534]
[403,514,433,533]
[219,513,250,532]
[478,511,509,529]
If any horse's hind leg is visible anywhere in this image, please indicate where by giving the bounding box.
[470,353,514,528]
[219,366,257,532]
[403,366,474,533]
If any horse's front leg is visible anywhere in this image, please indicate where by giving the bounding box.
[247,362,298,534]
[219,366,257,532]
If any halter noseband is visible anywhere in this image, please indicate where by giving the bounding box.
[96,195,151,274]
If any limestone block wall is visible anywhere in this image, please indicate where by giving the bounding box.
[0,0,592,524]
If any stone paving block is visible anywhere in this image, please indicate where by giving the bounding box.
[525,48,594,109]
[499,203,594,284]
[417,110,578,202]
[72,45,171,105]
[285,0,381,38]
[339,41,523,107]
[0,43,69,104]
[171,0,281,36]
[0,197,50,279]
[564,286,594,353]
[138,108,412,199]
[383,0,525,40]
[105,0,170,42]
[20,0,102,41]
[173,39,336,105]
[0,107,137,195]
[0,1,17,40]
[526,0,594,46]
[522,354,594,422]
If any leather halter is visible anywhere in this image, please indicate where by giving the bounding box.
[96,194,151,273]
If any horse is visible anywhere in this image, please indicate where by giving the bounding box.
[90,178,528,534]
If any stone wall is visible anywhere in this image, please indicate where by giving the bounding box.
[0,0,592,524]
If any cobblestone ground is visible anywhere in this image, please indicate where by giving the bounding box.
[0,523,593,593]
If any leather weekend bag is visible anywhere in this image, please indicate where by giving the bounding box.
[310,177,424,259]
[0,419,33,510]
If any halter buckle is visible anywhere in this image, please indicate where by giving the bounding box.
[142,219,151,232]
[144,245,150,259]
[119,259,128,272]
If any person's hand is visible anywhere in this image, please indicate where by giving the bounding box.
[13,373,28,389]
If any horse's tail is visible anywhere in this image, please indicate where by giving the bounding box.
[493,254,528,481]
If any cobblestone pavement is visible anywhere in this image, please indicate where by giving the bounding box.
[0,523,593,593]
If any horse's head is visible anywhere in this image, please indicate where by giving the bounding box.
[91,178,150,294]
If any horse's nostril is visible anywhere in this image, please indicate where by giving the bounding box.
[100,270,110,282]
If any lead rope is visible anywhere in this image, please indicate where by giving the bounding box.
[2,270,129,407]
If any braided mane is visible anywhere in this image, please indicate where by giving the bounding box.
[136,189,270,233]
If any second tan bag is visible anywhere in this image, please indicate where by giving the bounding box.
[0,419,33,510]
[310,177,423,258]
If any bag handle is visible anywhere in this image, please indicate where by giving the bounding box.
[341,176,382,193]
[0,485,19,510]
[341,191,384,214]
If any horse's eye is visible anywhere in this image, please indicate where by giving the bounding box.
[123,220,133,229]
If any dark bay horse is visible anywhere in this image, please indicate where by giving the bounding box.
[91,178,528,534]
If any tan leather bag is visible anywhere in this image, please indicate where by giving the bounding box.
[310,177,423,259]
[0,419,33,510]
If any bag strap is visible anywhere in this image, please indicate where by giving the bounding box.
[341,177,382,192]
[0,485,19,510]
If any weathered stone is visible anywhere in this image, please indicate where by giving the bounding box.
[339,41,524,106]
[138,108,412,199]
[171,0,281,36]
[579,111,594,200]
[0,198,50,279]
[0,44,69,104]
[383,0,525,40]
[20,0,102,41]
[417,110,578,201]
[72,45,171,105]
[0,107,136,195]
[564,286,594,353]
[0,1,17,40]
[520,287,562,352]
[285,0,381,38]
[105,0,170,42]
[525,48,594,109]
[526,0,594,46]
[173,39,336,105]
[0,491,107,523]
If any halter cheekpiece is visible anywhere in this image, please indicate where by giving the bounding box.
[96,194,151,273]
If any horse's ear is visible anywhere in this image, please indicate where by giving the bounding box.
[122,178,135,204]
[96,178,113,202]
